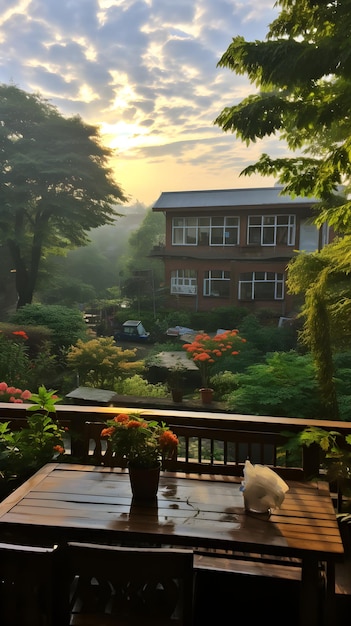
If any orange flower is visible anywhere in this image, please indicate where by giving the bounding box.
[101,426,116,438]
[183,329,246,387]
[12,330,29,340]
[53,445,65,455]
[159,430,179,449]
[113,413,129,423]
[102,412,178,469]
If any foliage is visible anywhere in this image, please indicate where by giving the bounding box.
[281,426,351,489]
[115,375,168,398]
[0,385,66,485]
[0,327,58,391]
[10,304,88,352]
[287,237,351,418]
[119,208,165,304]
[288,240,351,351]
[209,370,238,401]
[67,337,145,388]
[0,329,30,387]
[182,329,246,388]
[215,0,351,232]
[226,351,322,418]
[0,84,126,308]
[101,413,178,469]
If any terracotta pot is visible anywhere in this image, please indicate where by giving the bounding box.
[200,387,214,404]
[128,462,161,500]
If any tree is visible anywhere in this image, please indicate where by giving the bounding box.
[287,237,351,417]
[215,0,351,419]
[214,0,351,231]
[0,85,126,308]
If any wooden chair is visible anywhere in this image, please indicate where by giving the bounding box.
[82,421,127,467]
[0,541,59,626]
[59,542,194,625]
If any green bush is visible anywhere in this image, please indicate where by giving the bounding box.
[10,304,87,352]
[115,374,168,397]
[226,351,322,418]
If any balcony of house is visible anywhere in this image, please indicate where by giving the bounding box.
[150,243,297,262]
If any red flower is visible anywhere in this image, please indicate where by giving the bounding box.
[12,330,29,340]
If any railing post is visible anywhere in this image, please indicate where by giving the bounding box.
[302,443,321,479]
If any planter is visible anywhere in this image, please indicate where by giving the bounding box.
[200,387,214,405]
[128,462,161,500]
[171,388,183,403]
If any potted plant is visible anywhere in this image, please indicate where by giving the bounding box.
[167,360,186,403]
[182,329,246,403]
[0,384,66,499]
[101,413,178,499]
[281,425,351,551]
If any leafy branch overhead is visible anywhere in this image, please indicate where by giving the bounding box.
[214,0,351,232]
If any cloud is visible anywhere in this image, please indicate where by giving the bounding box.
[0,0,281,205]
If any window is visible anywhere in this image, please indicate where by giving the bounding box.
[172,217,239,246]
[204,270,230,297]
[171,270,197,294]
[239,272,284,300]
[172,217,197,245]
[247,215,295,246]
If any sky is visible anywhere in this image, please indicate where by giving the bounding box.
[0,0,283,208]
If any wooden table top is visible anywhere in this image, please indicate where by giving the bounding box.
[0,463,344,561]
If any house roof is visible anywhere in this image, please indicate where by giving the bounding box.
[153,186,319,210]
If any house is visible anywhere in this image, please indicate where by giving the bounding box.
[151,186,332,316]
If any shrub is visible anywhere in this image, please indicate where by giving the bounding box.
[10,304,87,352]
[225,351,322,418]
[66,337,145,388]
[115,375,168,397]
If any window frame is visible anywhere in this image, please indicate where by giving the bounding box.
[238,271,284,301]
[247,215,296,246]
[170,269,197,295]
[203,270,230,298]
[172,217,239,246]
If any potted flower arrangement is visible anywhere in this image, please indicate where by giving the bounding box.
[182,329,246,403]
[101,413,178,499]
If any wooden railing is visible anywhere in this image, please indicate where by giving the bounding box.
[2,402,351,482]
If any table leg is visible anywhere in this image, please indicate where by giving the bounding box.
[323,560,336,626]
[300,558,321,626]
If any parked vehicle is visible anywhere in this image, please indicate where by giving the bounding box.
[114,320,151,343]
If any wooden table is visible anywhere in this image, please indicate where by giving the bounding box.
[0,463,344,626]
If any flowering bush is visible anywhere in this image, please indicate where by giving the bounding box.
[0,382,32,403]
[183,329,246,388]
[101,413,178,469]
[0,327,58,391]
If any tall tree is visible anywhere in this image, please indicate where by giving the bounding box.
[214,0,351,231]
[0,85,126,308]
